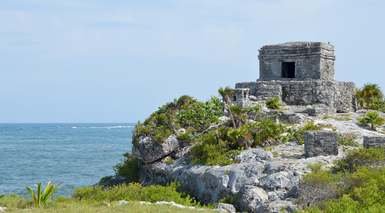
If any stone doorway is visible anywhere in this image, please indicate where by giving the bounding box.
[281,62,295,78]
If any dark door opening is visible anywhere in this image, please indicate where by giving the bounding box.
[281,62,295,78]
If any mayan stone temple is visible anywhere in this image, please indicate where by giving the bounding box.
[234,42,356,114]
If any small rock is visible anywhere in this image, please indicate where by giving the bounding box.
[237,185,268,213]
[117,200,129,206]
[217,203,236,213]
[267,200,296,213]
[235,148,273,163]
[0,207,7,213]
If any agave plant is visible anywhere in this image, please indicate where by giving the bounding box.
[26,181,56,208]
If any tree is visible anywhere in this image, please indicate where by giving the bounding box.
[218,87,237,128]
[358,111,385,130]
[356,84,384,110]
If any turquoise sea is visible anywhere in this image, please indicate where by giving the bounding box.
[0,123,133,196]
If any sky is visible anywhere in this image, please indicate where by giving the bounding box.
[0,0,384,123]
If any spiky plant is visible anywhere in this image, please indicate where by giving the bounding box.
[26,181,56,208]
[358,111,385,130]
[356,84,384,110]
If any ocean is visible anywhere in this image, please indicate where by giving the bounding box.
[0,123,133,196]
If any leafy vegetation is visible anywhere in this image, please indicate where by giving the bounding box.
[74,182,200,207]
[337,133,359,147]
[26,182,56,208]
[266,96,282,110]
[190,118,289,165]
[0,182,212,212]
[301,148,385,212]
[356,84,385,111]
[358,110,385,130]
[114,153,140,182]
[333,148,385,173]
[291,121,323,145]
[0,196,212,213]
[134,96,223,145]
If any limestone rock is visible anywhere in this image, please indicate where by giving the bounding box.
[0,207,6,213]
[98,175,127,187]
[236,185,268,213]
[267,200,297,213]
[259,171,298,191]
[133,135,179,163]
[217,203,236,213]
[117,200,129,206]
[235,148,273,163]
[304,131,338,157]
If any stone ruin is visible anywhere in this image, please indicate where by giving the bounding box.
[234,42,356,114]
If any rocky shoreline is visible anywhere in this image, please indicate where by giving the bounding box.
[101,109,385,213]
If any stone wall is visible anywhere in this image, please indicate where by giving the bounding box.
[363,136,385,148]
[235,80,355,113]
[335,82,356,112]
[258,42,335,81]
[304,131,338,157]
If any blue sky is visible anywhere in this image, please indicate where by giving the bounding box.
[0,0,384,123]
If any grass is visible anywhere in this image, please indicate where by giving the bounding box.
[322,114,352,121]
[0,182,213,213]
[2,199,213,213]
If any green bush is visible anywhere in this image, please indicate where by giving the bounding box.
[302,167,385,213]
[253,119,287,146]
[73,183,199,207]
[333,148,385,173]
[291,121,322,145]
[134,96,223,145]
[190,130,240,166]
[114,153,140,182]
[0,194,29,209]
[189,118,288,166]
[358,111,385,130]
[266,97,282,110]
[177,96,223,132]
[356,84,385,111]
[337,133,359,147]
[298,164,342,207]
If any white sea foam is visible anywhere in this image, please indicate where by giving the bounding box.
[71,125,133,129]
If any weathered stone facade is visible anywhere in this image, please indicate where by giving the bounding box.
[235,42,356,114]
[304,131,338,158]
[259,42,335,81]
[363,136,385,149]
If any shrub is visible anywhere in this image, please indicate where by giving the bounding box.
[177,96,223,132]
[298,164,341,207]
[114,153,140,182]
[292,121,322,145]
[134,96,224,145]
[302,167,385,212]
[333,148,385,173]
[337,133,359,147]
[358,111,385,130]
[73,183,199,207]
[356,84,385,111]
[266,96,281,110]
[0,194,29,209]
[26,182,57,208]
[253,119,287,146]
[190,131,240,166]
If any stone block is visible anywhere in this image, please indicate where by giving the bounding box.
[304,131,338,157]
[363,136,385,148]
